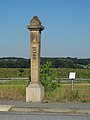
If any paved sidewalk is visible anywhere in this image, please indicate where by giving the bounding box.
[0,99,90,114]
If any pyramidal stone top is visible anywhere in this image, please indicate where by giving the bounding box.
[27,16,44,31]
[30,16,41,26]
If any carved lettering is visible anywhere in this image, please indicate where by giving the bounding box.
[32,47,37,59]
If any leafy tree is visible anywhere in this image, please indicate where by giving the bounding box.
[0,57,90,69]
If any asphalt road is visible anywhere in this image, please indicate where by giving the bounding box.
[0,112,90,120]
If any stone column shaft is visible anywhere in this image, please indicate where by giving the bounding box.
[30,31,41,83]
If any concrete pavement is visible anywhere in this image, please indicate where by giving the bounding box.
[0,99,90,114]
[0,105,13,111]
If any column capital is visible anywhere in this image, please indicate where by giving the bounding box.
[27,16,44,31]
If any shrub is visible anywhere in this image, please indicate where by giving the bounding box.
[40,61,61,92]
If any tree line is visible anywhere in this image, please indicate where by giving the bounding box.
[0,57,90,68]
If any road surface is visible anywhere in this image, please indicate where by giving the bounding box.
[0,112,90,120]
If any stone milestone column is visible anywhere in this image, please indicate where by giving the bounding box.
[26,16,44,102]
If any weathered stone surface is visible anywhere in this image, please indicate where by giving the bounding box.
[30,16,41,27]
[27,16,44,31]
[26,83,44,102]
[26,16,44,102]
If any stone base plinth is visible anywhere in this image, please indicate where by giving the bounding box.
[26,83,44,102]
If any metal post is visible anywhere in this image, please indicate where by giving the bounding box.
[72,79,74,97]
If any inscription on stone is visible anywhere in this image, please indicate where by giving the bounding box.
[32,47,37,59]
[32,38,37,44]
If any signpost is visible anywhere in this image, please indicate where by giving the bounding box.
[69,72,76,97]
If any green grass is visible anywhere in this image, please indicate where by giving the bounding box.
[45,83,90,102]
[0,85,26,100]
[57,68,90,78]
[0,68,29,78]
[0,68,90,102]
[0,80,90,102]
[0,68,90,78]
[0,80,29,100]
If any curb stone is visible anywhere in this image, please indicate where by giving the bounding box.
[76,110,90,114]
[11,108,73,113]
[11,108,74,113]
[11,107,90,114]
[0,105,13,111]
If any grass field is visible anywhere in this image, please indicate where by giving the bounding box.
[0,68,90,102]
[45,83,90,102]
[0,68,29,78]
[0,80,90,102]
[0,68,90,78]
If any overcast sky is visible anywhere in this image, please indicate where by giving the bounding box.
[0,0,90,58]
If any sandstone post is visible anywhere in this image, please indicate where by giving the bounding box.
[26,16,44,102]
